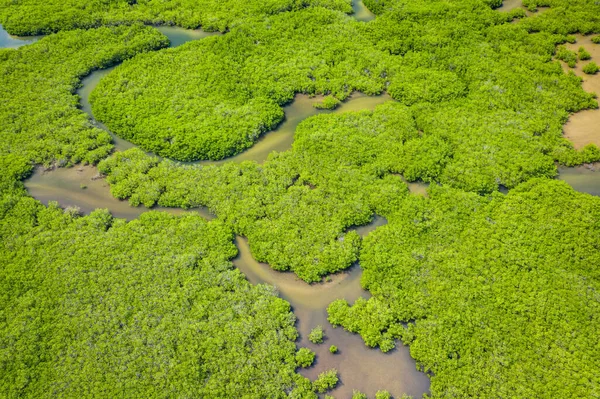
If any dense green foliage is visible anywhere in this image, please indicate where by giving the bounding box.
[353,390,368,399]
[91,8,392,160]
[0,0,353,35]
[296,347,316,368]
[0,28,323,399]
[375,390,392,399]
[0,200,321,397]
[308,325,325,344]
[0,24,167,171]
[90,1,599,186]
[2,0,600,397]
[328,179,600,398]
[329,345,338,353]
[312,369,339,393]
[96,102,417,281]
[578,46,591,60]
[313,95,342,110]
[583,61,599,74]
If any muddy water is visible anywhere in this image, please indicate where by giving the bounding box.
[198,93,393,166]
[0,24,41,48]
[77,26,217,152]
[561,35,600,149]
[352,0,376,22]
[24,165,215,220]
[497,0,547,16]
[233,221,430,398]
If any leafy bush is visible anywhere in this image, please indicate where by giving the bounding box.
[556,45,578,67]
[313,95,342,110]
[296,348,316,368]
[578,46,591,60]
[375,390,392,399]
[352,390,368,399]
[308,325,325,344]
[583,61,599,74]
[312,369,339,393]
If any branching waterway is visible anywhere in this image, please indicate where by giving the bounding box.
[4,8,599,396]
[234,223,431,398]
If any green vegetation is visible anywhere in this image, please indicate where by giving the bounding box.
[0,201,320,397]
[593,35,600,44]
[329,345,338,353]
[308,325,325,344]
[314,95,342,110]
[352,390,368,399]
[578,46,591,60]
[296,348,316,368]
[0,26,321,399]
[328,179,600,398]
[1,0,600,397]
[0,0,353,36]
[583,61,599,74]
[375,390,392,399]
[555,45,578,67]
[312,369,339,393]
[91,8,392,161]
[0,24,167,171]
[96,103,418,282]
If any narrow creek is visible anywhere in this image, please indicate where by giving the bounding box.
[497,0,548,16]
[233,219,431,398]
[352,0,376,22]
[4,11,599,397]
[0,24,41,48]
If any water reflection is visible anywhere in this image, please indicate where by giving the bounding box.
[0,24,41,49]
[558,164,600,197]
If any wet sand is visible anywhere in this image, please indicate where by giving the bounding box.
[560,35,600,149]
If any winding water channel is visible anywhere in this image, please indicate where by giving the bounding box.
[3,4,600,396]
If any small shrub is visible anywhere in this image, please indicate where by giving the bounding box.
[329,345,338,354]
[308,325,324,344]
[556,45,578,67]
[583,62,600,75]
[592,35,600,44]
[313,369,338,393]
[314,95,341,110]
[352,390,368,399]
[295,348,315,368]
[375,390,392,399]
[578,47,591,60]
